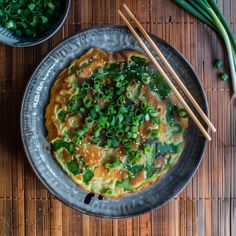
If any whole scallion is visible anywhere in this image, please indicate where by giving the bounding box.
[174,0,236,99]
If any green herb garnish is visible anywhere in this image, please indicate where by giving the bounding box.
[105,157,121,169]
[52,139,75,154]
[156,142,183,156]
[82,167,94,185]
[67,158,81,175]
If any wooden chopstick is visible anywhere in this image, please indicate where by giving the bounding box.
[122,4,216,133]
[118,10,212,141]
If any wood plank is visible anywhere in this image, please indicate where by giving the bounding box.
[139,213,152,236]
[25,199,36,236]
[35,200,50,236]
[0,199,13,236]
[50,199,63,236]
[12,199,25,236]
[232,200,236,236]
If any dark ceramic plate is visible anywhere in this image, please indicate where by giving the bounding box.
[0,0,70,47]
[21,26,207,218]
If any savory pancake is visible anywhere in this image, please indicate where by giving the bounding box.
[45,48,189,198]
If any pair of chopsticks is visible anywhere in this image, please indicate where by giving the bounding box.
[118,4,216,141]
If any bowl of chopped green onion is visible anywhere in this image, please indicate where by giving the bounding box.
[0,0,70,47]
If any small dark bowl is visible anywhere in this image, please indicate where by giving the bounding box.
[0,0,71,47]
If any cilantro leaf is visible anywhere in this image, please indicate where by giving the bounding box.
[67,158,81,175]
[52,139,75,154]
[82,167,94,185]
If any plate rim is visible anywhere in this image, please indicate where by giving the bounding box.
[20,25,208,218]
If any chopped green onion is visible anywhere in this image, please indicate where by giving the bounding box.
[123,139,133,152]
[72,136,84,145]
[129,110,135,118]
[116,129,124,137]
[117,95,125,106]
[116,113,124,123]
[57,110,67,122]
[116,87,124,95]
[105,189,113,195]
[85,117,94,127]
[80,107,86,113]
[149,109,158,118]
[81,125,89,132]
[91,137,101,145]
[106,139,112,148]
[148,129,160,138]
[109,115,116,126]
[105,157,121,169]
[152,117,161,125]
[113,74,125,82]
[142,73,151,84]
[93,128,101,138]
[132,117,139,124]
[68,64,76,74]
[4,21,16,29]
[107,105,115,115]
[97,116,108,128]
[67,99,79,112]
[82,82,90,90]
[94,105,100,112]
[126,91,133,99]
[124,126,130,133]
[111,137,119,147]
[213,59,223,68]
[106,128,115,138]
[144,144,152,155]
[76,129,85,137]
[48,2,56,10]
[90,109,97,118]
[178,108,188,118]
[28,3,36,11]
[40,16,48,24]
[83,96,92,108]
[172,124,183,134]
[141,102,147,110]
[131,126,138,132]
[116,81,123,88]
[94,78,102,89]
[220,72,228,81]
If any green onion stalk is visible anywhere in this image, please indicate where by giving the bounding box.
[174,0,236,100]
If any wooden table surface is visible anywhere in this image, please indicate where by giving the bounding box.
[0,0,236,235]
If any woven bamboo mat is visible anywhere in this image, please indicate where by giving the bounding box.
[0,0,235,235]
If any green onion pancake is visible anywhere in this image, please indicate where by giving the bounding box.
[45,48,189,198]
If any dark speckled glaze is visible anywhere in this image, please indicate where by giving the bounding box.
[20,26,208,218]
[0,0,70,47]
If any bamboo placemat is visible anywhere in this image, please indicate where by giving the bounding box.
[0,0,235,235]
